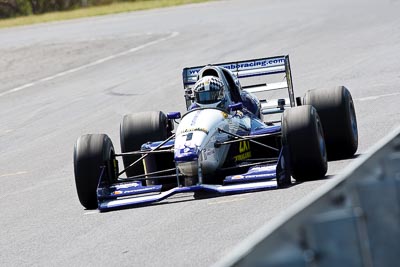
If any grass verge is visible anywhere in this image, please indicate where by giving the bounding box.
[0,0,212,29]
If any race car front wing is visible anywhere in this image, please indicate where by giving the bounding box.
[96,147,291,212]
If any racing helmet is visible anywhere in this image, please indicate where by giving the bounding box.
[193,76,226,108]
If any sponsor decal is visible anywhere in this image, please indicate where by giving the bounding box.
[231,175,244,180]
[239,140,250,153]
[116,182,140,189]
[122,189,150,194]
[187,58,285,76]
[234,151,252,161]
[178,127,209,135]
[186,132,193,141]
[187,67,202,76]
[113,187,160,195]
[234,140,252,161]
[183,146,196,153]
[246,173,275,178]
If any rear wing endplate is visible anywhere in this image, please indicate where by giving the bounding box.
[182,55,295,109]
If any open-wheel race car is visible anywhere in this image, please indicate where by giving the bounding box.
[73,55,358,211]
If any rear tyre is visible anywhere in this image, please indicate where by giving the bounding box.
[120,111,169,182]
[282,105,327,181]
[74,134,115,209]
[303,86,358,159]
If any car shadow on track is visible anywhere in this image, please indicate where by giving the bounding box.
[328,153,362,162]
[104,186,289,212]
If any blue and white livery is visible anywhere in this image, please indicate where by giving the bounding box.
[73,55,358,211]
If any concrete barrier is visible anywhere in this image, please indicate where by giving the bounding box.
[215,126,400,267]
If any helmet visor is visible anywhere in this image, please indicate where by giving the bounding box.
[195,90,222,104]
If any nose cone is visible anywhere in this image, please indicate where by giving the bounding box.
[174,109,226,176]
[174,133,203,177]
[174,110,217,163]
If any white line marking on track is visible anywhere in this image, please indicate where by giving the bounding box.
[356,92,400,101]
[0,31,179,98]
[0,171,28,178]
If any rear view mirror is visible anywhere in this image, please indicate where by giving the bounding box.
[167,112,181,120]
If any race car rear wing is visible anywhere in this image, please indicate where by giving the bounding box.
[182,55,296,111]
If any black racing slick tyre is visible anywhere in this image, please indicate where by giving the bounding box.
[303,86,358,160]
[120,111,169,179]
[74,134,115,209]
[282,105,327,181]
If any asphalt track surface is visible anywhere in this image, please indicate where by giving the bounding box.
[1,0,400,266]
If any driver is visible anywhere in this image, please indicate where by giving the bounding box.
[191,76,227,110]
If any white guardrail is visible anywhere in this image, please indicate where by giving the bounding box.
[215,126,400,267]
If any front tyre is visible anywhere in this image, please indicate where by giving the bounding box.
[73,134,115,209]
[282,105,327,181]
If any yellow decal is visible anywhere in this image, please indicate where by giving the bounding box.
[239,140,250,153]
[234,140,251,161]
[234,151,252,161]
